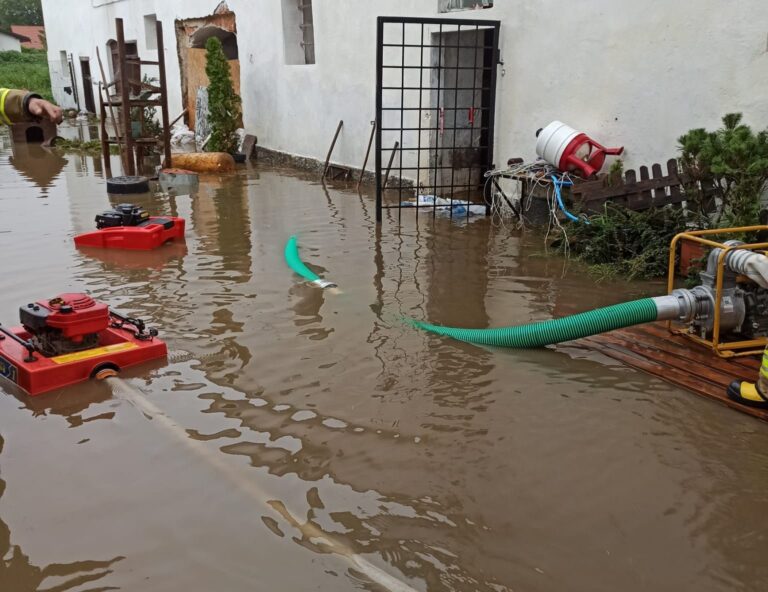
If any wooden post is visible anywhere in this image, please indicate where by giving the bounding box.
[156,21,172,168]
[116,18,135,176]
[322,120,343,179]
[383,141,399,188]
[99,83,111,177]
[96,47,127,175]
[357,120,376,191]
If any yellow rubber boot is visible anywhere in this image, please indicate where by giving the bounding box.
[727,381,768,408]
[727,348,768,408]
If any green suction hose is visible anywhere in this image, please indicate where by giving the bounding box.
[285,235,337,289]
[411,298,660,347]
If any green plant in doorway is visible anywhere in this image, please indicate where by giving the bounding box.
[204,36,241,154]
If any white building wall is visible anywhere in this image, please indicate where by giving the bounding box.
[40,0,768,171]
[0,33,22,52]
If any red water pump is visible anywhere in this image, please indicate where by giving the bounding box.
[74,204,185,251]
[0,293,167,395]
[536,121,624,178]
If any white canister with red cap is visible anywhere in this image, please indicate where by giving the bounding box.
[536,121,624,178]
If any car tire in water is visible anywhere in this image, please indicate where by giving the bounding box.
[107,176,150,194]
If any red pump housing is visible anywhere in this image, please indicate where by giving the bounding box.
[74,217,185,251]
[0,293,167,396]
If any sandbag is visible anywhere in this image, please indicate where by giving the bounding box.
[169,152,236,173]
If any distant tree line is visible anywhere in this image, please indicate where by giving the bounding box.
[0,0,43,29]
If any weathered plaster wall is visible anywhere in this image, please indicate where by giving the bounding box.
[0,33,22,52]
[41,0,768,172]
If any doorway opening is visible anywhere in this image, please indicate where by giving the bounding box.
[175,4,241,130]
[375,17,501,223]
[80,58,96,113]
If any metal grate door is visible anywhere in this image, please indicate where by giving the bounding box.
[375,16,501,222]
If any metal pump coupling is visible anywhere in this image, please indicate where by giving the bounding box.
[652,289,713,322]
[652,286,746,333]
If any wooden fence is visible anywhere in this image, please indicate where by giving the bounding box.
[571,159,687,213]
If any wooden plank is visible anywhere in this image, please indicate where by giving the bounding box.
[574,322,768,422]
[576,177,682,204]
[579,336,730,397]
[638,165,652,206]
[630,323,761,371]
[596,332,747,388]
[116,18,135,176]
[667,159,682,201]
[651,162,666,205]
[578,335,768,421]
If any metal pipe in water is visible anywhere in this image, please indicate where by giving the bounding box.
[104,376,416,592]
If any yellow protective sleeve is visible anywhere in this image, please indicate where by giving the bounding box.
[0,88,33,124]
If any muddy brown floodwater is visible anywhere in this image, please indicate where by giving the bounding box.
[0,129,767,592]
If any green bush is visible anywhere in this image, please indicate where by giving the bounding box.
[678,113,768,228]
[204,37,241,154]
[563,204,689,281]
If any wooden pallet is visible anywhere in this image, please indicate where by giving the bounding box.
[571,322,768,422]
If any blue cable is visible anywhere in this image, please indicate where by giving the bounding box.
[551,175,589,224]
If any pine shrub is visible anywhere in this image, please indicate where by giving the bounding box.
[204,37,241,154]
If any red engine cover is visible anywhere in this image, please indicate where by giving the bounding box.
[37,294,110,339]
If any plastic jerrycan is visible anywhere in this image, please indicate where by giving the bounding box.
[536,121,624,178]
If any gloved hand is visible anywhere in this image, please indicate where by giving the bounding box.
[27,97,63,124]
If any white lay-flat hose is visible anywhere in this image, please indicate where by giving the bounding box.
[104,376,417,592]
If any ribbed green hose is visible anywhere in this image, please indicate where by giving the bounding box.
[410,298,659,347]
[285,235,336,288]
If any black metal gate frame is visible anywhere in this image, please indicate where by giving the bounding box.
[375,16,501,223]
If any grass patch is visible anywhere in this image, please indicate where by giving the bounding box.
[53,138,119,156]
[0,48,52,101]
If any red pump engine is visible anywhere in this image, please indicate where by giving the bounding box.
[20,294,111,356]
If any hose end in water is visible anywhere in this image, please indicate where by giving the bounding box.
[313,279,337,289]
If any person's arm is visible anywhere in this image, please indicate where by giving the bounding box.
[0,89,63,125]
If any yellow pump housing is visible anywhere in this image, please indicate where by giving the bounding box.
[668,226,768,358]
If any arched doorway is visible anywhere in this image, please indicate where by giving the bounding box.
[175,8,241,131]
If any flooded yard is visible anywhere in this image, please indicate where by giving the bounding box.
[1,132,767,591]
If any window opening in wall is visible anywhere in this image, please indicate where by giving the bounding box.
[281,0,315,64]
[144,14,158,50]
[439,0,493,12]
